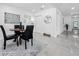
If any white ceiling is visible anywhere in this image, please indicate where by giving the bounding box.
[1,3,79,16]
[52,3,79,16]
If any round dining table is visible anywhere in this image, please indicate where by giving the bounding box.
[10,28,24,46]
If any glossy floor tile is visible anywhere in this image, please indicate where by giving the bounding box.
[0,32,79,56]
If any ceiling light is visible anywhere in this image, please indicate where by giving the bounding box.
[72,7,75,10]
[74,16,77,17]
[41,4,45,9]
[41,5,45,8]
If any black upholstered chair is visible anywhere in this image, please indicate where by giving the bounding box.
[20,25,34,49]
[13,25,20,46]
[19,25,24,45]
[14,25,20,35]
[14,25,24,35]
[0,25,18,50]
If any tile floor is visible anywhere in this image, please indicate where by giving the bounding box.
[0,31,79,56]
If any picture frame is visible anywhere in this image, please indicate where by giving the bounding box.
[5,12,20,24]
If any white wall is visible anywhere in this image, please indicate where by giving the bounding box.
[56,9,64,35]
[34,8,63,37]
[0,4,33,39]
[34,8,56,37]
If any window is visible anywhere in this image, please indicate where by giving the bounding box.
[73,21,78,28]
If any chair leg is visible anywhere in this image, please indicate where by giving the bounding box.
[16,37,19,46]
[25,40,27,49]
[31,38,33,46]
[19,36,22,45]
[13,38,16,42]
[4,41,6,50]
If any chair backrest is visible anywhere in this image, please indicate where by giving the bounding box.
[20,25,24,30]
[25,25,34,35]
[0,25,7,39]
[14,25,20,34]
[14,25,20,29]
[14,25,24,29]
[14,25,24,35]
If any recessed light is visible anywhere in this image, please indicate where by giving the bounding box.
[41,4,45,9]
[41,5,45,8]
[72,7,75,10]
[74,16,77,17]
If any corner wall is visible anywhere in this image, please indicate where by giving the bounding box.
[56,9,64,36]
[34,7,64,37]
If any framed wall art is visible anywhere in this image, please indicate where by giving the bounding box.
[5,12,20,24]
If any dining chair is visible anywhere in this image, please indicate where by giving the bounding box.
[0,25,18,50]
[14,25,20,35]
[13,25,21,46]
[14,25,24,36]
[20,25,34,49]
[19,25,24,45]
[14,25,24,39]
